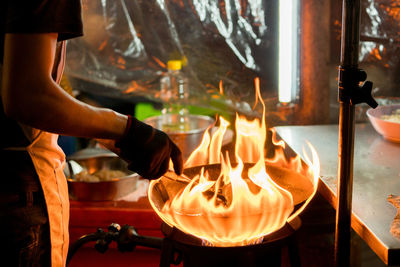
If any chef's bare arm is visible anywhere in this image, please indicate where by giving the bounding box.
[1,33,127,140]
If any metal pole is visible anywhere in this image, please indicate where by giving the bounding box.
[335,0,361,266]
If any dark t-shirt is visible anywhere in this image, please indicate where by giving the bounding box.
[1,0,83,63]
[0,0,83,148]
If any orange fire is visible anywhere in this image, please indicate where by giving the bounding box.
[149,78,320,247]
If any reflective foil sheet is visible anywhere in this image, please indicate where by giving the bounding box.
[65,0,278,116]
[66,1,400,117]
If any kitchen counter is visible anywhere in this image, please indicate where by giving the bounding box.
[275,123,400,265]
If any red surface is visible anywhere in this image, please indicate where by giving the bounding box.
[68,247,161,267]
[69,197,166,266]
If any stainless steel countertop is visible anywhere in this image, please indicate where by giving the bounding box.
[275,123,400,265]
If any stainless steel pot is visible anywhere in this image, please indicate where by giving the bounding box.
[66,148,139,201]
[144,114,215,160]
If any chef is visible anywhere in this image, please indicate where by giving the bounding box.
[0,1,183,266]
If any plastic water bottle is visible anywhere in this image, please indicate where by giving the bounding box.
[160,60,189,131]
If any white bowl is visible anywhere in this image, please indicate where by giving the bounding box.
[367,104,400,143]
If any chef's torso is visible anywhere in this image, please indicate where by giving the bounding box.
[0,40,70,266]
[1,2,83,264]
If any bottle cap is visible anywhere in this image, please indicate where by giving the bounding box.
[167,60,182,71]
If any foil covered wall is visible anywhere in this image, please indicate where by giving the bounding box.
[359,0,400,99]
[65,0,400,119]
[65,0,278,116]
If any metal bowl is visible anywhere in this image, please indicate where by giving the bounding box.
[66,148,139,201]
[144,114,215,160]
[367,104,400,143]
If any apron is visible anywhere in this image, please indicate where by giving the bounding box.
[26,130,69,267]
[4,40,70,266]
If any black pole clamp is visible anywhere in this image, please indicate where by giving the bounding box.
[338,66,378,108]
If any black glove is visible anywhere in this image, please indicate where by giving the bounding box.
[115,116,183,180]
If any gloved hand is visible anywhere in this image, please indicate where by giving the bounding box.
[115,116,183,180]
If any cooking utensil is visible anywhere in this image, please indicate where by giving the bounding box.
[162,169,227,204]
[163,170,192,183]
[151,162,314,211]
[65,160,84,180]
[66,148,139,201]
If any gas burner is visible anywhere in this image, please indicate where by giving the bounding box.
[67,217,302,267]
[159,217,302,267]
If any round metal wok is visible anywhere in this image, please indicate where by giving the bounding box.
[149,162,315,219]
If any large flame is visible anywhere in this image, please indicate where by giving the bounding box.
[149,78,320,247]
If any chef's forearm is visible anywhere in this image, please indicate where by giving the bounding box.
[5,78,128,139]
[1,32,128,140]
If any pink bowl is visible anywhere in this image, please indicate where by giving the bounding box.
[367,104,400,143]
